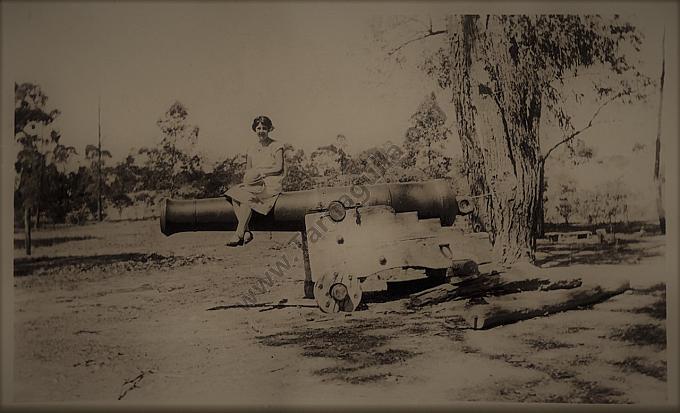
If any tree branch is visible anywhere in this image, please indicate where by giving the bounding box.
[549,71,608,86]
[542,91,625,161]
[387,28,448,57]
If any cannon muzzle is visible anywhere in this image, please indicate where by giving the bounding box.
[160,179,472,236]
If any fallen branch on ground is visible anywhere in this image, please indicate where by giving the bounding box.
[118,369,154,400]
[464,278,630,329]
[408,266,582,309]
[206,300,318,311]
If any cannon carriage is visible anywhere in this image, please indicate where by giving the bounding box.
[160,179,476,312]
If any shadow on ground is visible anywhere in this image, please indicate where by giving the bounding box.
[13,252,182,277]
[628,283,666,320]
[535,238,662,267]
[258,316,468,384]
[259,318,410,383]
[14,235,98,250]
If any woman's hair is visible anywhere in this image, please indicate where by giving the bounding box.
[251,115,274,132]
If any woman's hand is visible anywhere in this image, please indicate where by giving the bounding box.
[243,169,264,184]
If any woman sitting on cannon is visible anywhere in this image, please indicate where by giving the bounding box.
[223,115,285,247]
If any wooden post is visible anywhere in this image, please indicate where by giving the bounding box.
[654,29,666,234]
[300,230,314,298]
[24,207,31,256]
[97,97,103,222]
[536,159,546,238]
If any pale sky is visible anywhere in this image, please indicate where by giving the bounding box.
[2,1,675,203]
[3,2,457,163]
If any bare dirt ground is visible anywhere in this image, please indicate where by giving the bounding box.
[13,219,668,405]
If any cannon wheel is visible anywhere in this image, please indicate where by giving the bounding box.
[314,272,362,313]
[304,280,315,299]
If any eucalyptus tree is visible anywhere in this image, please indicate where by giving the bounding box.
[403,91,452,179]
[15,82,76,229]
[140,101,200,197]
[384,15,647,264]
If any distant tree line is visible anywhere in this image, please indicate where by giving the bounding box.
[548,179,633,229]
[14,83,466,228]
[14,81,651,243]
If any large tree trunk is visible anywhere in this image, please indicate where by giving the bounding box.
[654,29,665,235]
[448,15,491,233]
[448,16,542,265]
[482,77,541,265]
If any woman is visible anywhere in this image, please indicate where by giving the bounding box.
[224,115,285,246]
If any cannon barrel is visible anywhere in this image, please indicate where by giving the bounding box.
[160,179,472,236]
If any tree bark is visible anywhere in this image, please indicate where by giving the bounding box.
[490,23,541,264]
[654,29,665,235]
[448,15,491,233]
[447,15,587,265]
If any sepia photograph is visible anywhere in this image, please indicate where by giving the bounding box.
[1,0,678,408]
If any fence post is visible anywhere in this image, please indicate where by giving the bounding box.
[24,207,32,256]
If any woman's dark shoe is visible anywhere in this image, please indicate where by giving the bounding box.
[243,231,254,245]
[226,236,244,247]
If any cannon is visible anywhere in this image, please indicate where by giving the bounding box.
[160,179,476,312]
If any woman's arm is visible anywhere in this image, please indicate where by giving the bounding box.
[246,148,252,170]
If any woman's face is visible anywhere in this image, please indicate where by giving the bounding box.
[254,122,269,139]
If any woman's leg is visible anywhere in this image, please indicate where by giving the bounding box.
[232,199,253,239]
